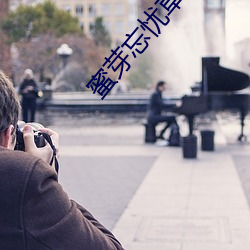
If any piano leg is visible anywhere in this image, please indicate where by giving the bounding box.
[187,115,195,135]
[238,109,247,142]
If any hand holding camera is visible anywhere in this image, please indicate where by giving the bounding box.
[15,122,46,151]
[15,122,59,172]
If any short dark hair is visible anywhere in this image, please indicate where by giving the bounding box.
[156,80,166,90]
[0,71,20,143]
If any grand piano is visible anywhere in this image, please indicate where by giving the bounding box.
[175,57,250,141]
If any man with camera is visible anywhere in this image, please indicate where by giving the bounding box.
[0,71,124,249]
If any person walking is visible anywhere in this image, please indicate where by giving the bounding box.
[19,69,39,122]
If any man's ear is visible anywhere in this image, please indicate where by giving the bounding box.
[2,125,15,149]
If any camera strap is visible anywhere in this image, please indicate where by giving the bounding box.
[40,132,59,174]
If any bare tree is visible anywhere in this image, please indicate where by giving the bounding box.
[13,33,113,91]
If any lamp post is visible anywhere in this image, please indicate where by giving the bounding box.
[56,43,73,68]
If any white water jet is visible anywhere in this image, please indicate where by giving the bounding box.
[148,0,206,95]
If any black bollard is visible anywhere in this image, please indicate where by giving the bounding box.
[182,135,197,159]
[200,130,215,151]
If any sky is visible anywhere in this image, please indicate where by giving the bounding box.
[226,0,250,58]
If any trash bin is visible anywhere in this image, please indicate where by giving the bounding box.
[200,130,214,151]
[182,135,197,159]
[144,122,156,143]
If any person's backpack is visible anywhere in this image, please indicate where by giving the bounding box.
[168,124,181,146]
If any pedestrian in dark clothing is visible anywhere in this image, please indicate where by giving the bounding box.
[19,69,38,123]
[147,80,178,140]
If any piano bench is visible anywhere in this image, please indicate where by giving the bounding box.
[142,120,156,143]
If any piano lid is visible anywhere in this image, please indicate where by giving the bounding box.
[202,57,250,92]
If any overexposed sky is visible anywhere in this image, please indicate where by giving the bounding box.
[226,0,250,57]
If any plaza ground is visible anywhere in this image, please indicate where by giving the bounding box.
[37,110,250,250]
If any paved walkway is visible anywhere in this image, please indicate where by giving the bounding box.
[45,111,250,250]
[111,121,250,249]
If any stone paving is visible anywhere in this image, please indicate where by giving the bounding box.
[112,117,250,250]
[37,110,250,250]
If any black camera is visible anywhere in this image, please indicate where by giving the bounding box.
[14,122,46,151]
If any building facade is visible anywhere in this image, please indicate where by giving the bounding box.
[51,0,138,46]
[10,0,138,46]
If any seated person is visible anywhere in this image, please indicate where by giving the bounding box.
[146,80,178,140]
[0,71,124,249]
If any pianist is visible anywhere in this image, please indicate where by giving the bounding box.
[146,80,178,140]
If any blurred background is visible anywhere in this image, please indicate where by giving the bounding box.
[0,0,250,96]
[1,1,250,242]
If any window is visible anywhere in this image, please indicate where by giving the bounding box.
[103,21,111,31]
[89,22,95,33]
[76,5,84,16]
[64,5,71,13]
[89,4,96,17]
[128,3,136,18]
[80,22,84,32]
[115,3,124,16]
[102,3,111,16]
[115,20,124,33]
[116,39,122,46]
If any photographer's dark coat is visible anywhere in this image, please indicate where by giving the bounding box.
[0,147,124,250]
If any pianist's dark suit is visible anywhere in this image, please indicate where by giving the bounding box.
[147,89,177,139]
